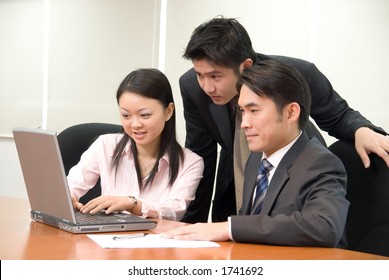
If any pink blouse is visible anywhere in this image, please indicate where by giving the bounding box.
[67,133,204,221]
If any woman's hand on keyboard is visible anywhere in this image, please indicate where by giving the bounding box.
[79,195,133,215]
[71,195,84,211]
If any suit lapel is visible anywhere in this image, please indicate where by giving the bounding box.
[240,152,262,214]
[209,102,233,151]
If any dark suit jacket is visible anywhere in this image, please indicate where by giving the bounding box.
[231,133,349,247]
[179,53,386,223]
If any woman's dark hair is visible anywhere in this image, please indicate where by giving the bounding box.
[236,60,311,129]
[112,68,184,188]
[184,16,257,74]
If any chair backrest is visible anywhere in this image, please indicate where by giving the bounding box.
[57,122,122,204]
[304,120,326,147]
[328,140,389,257]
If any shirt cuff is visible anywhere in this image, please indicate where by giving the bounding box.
[228,216,234,241]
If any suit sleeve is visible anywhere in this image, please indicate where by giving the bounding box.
[305,62,387,139]
[273,56,387,140]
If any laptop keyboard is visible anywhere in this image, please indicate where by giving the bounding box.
[75,212,107,224]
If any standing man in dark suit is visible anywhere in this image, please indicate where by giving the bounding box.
[179,16,388,223]
[162,61,349,247]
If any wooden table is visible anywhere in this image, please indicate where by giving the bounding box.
[1,196,388,260]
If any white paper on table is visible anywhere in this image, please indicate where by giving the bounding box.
[87,233,220,249]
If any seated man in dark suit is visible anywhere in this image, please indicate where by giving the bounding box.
[162,60,349,247]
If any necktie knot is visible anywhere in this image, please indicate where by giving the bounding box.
[258,158,272,178]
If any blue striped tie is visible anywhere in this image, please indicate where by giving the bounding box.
[250,158,273,215]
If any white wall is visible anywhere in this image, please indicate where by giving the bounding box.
[1,0,388,198]
[164,0,389,146]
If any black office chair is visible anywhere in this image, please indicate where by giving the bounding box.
[304,120,326,147]
[328,140,389,257]
[57,122,123,204]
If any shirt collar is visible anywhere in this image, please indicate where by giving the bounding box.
[263,130,302,170]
